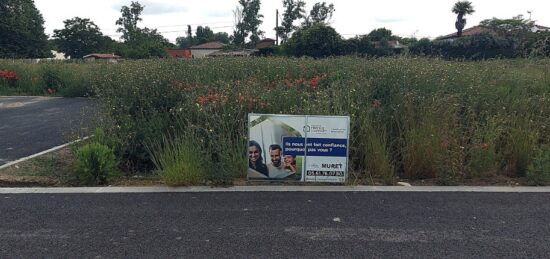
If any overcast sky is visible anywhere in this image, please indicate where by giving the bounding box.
[35,0,550,43]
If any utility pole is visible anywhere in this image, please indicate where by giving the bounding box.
[276,9,279,45]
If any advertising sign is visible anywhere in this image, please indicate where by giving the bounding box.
[247,114,350,183]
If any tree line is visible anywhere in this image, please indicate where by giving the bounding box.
[1,0,549,59]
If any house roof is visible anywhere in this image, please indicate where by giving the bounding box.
[534,24,550,31]
[189,41,225,49]
[207,49,257,57]
[437,26,490,40]
[256,38,276,49]
[83,53,121,59]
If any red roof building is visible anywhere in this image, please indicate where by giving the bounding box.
[437,26,490,40]
[166,49,192,58]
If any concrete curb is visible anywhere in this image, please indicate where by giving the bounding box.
[2,186,550,194]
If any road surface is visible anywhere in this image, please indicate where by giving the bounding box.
[0,96,96,165]
[1,191,549,258]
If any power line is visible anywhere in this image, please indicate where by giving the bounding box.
[105,25,234,37]
[155,21,234,28]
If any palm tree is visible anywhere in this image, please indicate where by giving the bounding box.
[452,1,475,37]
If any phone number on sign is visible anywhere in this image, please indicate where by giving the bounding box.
[306,170,345,177]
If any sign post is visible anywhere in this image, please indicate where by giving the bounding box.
[247,114,350,183]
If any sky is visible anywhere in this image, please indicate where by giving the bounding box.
[34,0,550,43]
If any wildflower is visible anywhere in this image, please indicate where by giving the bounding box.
[246,101,255,109]
[196,96,208,105]
[259,101,268,109]
[284,79,291,87]
[0,70,18,81]
[371,99,382,108]
[308,75,322,89]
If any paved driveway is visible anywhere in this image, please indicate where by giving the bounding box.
[0,97,96,165]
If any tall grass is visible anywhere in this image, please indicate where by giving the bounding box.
[147,132,205,186]
[3,57,550,185]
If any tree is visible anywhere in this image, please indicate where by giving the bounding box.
[0,0,51,58]
[195,26,215,44]
[176,25,195,48]
[366,28,395,41]
[285,23,342,58]
[213,32,230,44]
[177,26,230,48]
[232,0,264,47]
[452,1,475,37]
[480,15,544,55]
[115,1,172,58]
[116,1,143,42]
[303,2,335,27]
[53,17,112,58]
[276,0,306,44]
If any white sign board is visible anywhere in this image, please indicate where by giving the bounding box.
[247,114,350,183]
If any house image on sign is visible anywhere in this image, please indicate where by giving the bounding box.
[189,41,225,58]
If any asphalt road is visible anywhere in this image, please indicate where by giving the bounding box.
[1,192,549,258]
[0,97,96,165]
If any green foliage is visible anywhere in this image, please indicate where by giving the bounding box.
[355,110,395,185]
[527,146,550,186]
[148,132,205,186]
[276,0,306,43]
[303,2,335,27]
[452,1,475,37]
[232,0,264,46]
[53,17,114,59]
[415,34,519,60]
[285,23,342,58]
[74,142,117,185]
[0,0,51,58]
[4,57,550,185]
[177,26,230,48]
[366,28,395,42]
[115,1,172,58]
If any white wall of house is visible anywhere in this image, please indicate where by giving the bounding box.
[190,49,220,58]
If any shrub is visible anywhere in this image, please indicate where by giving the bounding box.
[74,142,117,185]
[527,146,550,186]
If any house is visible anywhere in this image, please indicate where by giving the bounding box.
[83,53,121,62]
[189,41,225,58]
[166,49,192,59]
[437,26,490,41]
[49,50,68,60]
[438,24,550,41]
[256,38,276,49]
[532,25,550,33]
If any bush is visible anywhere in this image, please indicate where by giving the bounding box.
[527,146,550,186]
[74,142,117,185]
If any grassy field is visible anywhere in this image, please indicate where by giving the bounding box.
[2,57,549,186]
